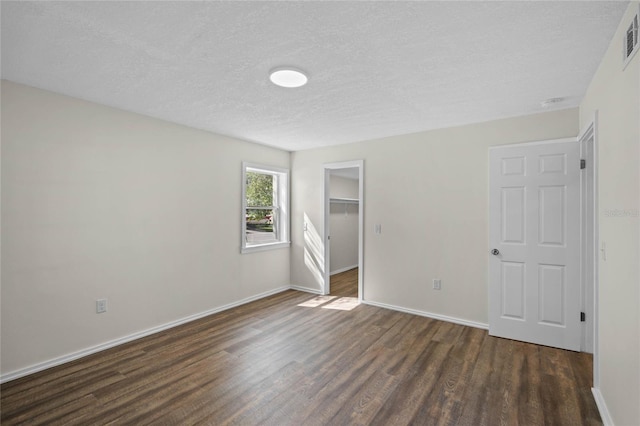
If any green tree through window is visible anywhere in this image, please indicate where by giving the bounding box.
[246,172,275,235]
[246,172,273,209]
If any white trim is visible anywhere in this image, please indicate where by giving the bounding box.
[241,241,290,254]
[289,285,323,295]
[243,162,289,176]
[324,169,331,295]
[363,300,489,330]
[323,160,364,302]
[578,115,598,355]
[579,113,600,388]
[330,197,359,204]
[330,265,358,276]
[591,388,614,426]
[578,112,597,142]
[488,137,576,150]
[0,285,290,384]
[592,113,600,387]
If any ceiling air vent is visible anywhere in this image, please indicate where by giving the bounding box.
[623,6,639,69]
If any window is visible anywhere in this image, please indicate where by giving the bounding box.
[242,162,290,253]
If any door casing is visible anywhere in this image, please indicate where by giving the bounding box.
[323,160,364,300]
[578,114,599,385]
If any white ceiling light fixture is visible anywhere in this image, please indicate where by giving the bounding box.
[269,67,308,88]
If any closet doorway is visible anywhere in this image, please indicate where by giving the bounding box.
[323,160,363,301]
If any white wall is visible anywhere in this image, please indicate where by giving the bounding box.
[579,3,640,424]
[0,81,291,378]
[329,174,359,274]
[291,108,578,324]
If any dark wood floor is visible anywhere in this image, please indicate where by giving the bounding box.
[1,283,600,425]
[330,267,359,297]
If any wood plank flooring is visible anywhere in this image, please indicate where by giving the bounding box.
[330,267,358,297]
[1,286,600,425]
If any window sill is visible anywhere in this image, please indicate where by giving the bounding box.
[241,241,291,254]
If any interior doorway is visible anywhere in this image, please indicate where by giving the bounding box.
[323,160,363,301]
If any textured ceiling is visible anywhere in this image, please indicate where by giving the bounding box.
[1,1,629,151]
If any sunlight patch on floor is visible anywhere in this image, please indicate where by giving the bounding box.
[321,297,360,311]
[297,296,360,311]
[297,296,337,307]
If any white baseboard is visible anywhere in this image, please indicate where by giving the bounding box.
[591,387,614,426]
[330,265,358,276]
[362,300,488,330]
[0,285,291,384]
[289,285,323,295]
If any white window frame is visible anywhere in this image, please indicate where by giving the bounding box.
[241,162,290,254]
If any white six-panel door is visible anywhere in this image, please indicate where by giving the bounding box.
[489,140,581,351]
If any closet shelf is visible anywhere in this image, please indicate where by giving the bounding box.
[330,197,359,204]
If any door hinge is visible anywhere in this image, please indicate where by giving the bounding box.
[580,159,586,169]
[580,312,586,322]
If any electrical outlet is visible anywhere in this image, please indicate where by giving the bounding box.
[96,299,107,314]
[433,279,442,290]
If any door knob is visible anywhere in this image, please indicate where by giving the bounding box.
[491,249,500,255]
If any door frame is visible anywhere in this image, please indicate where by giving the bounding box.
[323,160,364,301]
[578,113,599,384]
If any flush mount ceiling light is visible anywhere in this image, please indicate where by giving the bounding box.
[540,97,566,108]
[269,67,308,88]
